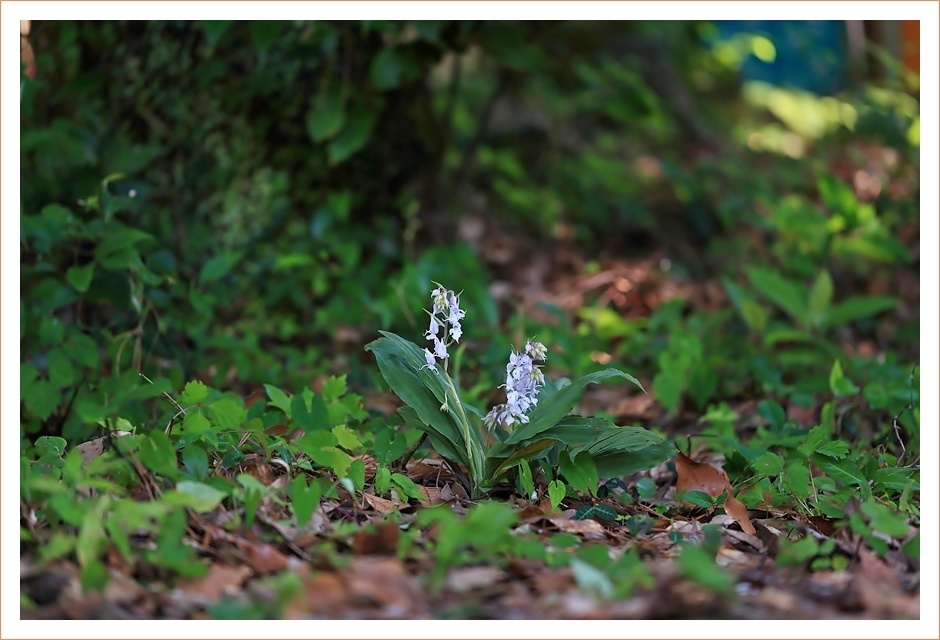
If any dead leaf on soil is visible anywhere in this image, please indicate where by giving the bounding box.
[353,521,399,556]
[675,448,727,498]
[416,485,443,507]
[723,493,756,535]
[178,563,252,602]
[545,515,607,536]
[855,548,919,618]
[445,566,507,593]
[346,557,425,614]
[363,492,398,515]
[245,541,288,574]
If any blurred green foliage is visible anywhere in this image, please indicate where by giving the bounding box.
[21,20,918,456]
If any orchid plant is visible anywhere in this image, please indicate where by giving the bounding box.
[366,283,673,498]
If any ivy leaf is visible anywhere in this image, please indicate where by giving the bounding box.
[66,263,95,292]
[547,479,566,510]
[289,475,322,528]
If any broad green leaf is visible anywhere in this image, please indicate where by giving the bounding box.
[485,415,615,471]
[860,501,909,538]
[348,459,366,491]
[517,461,535,498]
[547,479,566,510]
[181,380,208,405]
[486,438,555,478]
[815,440,849,459]
[199,250,244,283]
[504,369,644,447]
[752,452,785,475]
[306,86,345,143]
[208,398,244,429]
[678,545,734,594]
[366,332,484,485]
[390,472,426,501]
[321,375,347,401]
[593,504,618,521]
[724,278,767,335]
[77,496,111,568]
[745,266,808,326]
[289,474,321,528]
[94,225,153,262]
[328,107,376,166]
[820,296,898,331]
[138,431,178,477]
[829,360,859,397]
[814,455,872,500]
[807,269,833,327]
[873,467,919,492]
[574,505,596,520]
[34,435,68,457]
[249,20,285,50]
[570,558,614,599]
[559,450,598,497]
[797,425,830,457]
[373,426,407,465]
[182,444,208,479]
[332,425,362,450]
[375,466,392,495]
[291,393,317,432]
[264,384,292,417]
[583,426,667,458]
[23,380,59,421]
[757,400,786,431]
[784,463,811,500]
[168,481,226,512]
[590,439,675,479]
[181,410,211,439]
[66,263,95,292]
[676,490,716,508]
[370,47,408,90]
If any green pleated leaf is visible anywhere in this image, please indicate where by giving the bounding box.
[590,439,675,479]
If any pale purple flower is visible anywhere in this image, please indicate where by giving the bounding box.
[425,315,440,340]
[486,339,548,431]
[421,348,438,373]
[423,283,466,370]
[433,337,447,360]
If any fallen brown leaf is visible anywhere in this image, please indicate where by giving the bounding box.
[445,566,507,593]
[416,485,443,507]
[363,492,398,515]
[675,448,726,498]
[245,542,288,574]
[346,557,425,614]
[353,521,399,556]
[545,515,607,535]
[723,492,756,535]
[178,563,252,602]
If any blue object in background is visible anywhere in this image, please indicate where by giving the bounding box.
[715,21,848,95]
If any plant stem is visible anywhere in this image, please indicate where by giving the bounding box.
[444,374,480,494]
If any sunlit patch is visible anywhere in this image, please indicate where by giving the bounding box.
[590,351,612,365]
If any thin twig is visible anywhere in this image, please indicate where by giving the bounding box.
[396,433,428,471]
